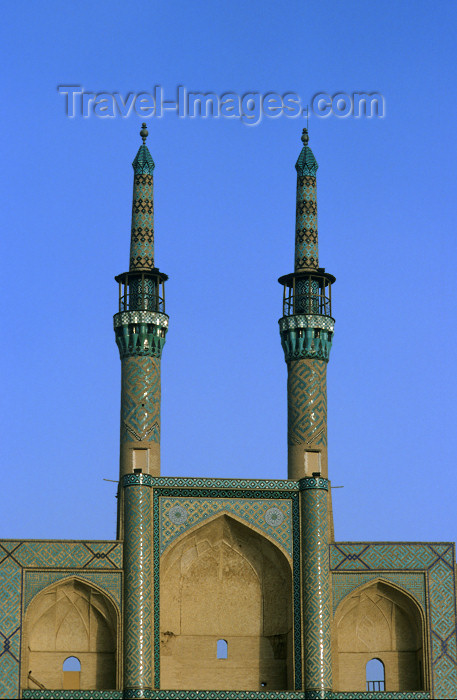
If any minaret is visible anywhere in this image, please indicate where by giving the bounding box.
[278,130,335,697]
[113,124,169,694]
[278,128,335,480]
[114,123,169,480]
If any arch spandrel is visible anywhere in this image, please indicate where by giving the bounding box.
[159,496,293,558]
[160,505,294,564]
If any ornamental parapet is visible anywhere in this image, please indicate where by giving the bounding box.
[279,313,334,363]
[114,310,168,359]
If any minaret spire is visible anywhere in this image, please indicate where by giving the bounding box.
[294,128,319,272]
[129,123,156,271]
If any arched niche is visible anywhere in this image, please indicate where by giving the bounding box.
[160,513,293,691]
[22,578,119,690]
[332,579,426,692]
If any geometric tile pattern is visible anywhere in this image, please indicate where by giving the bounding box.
[21,691,432,699]
[114,311,169,330]
[287,359,327,447]
[0,540,122,569]
[332,571,426,613]
[123,478,152,690]
[0,558,21,700]
[330,542,457,700]
[301,485,332,694]
[121,355,161,443]
[0,539,122,699]
[151,476,300,490]
[279,315,335,333]
[295,175,318,272]
[159,496,293,556]
[23,570,122,609]
[153,486,302,691]
[130,172,155,271]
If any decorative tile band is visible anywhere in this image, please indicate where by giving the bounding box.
[150,477,300,491]
[20,692,432,699]
[123,473,153,488]
[0,540,122,569]
[299,477,329,491]
[279,315,335,332]
[114,311,169,329]
[23,693,123,699]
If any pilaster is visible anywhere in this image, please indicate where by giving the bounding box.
[300,476,332,698]
[122,473,153,696]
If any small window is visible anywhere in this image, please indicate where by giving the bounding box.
[63,657,81,690]
[63,657,81,672]
[366,658,385,692]
[217,639,228,659]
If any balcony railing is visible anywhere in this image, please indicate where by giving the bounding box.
[278,271,334,318]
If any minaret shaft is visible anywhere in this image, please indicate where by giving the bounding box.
[287,358,328,479]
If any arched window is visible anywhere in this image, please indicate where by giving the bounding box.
[63,656,81,690]
[63,657,81,671]
[217,639,228,659]
[366,658,385,691]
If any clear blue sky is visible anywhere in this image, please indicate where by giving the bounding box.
[1,1,456,544]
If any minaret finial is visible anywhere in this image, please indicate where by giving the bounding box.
[301,127,309,146]
[140,122,148,144]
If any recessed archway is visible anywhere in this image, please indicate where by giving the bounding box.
[22,578,119,690]
[332,579,426,692]
[160,513,293,691]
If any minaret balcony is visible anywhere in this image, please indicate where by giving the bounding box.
[278,269,335,362]
[114,269,168,358]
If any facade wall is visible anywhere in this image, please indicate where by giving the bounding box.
[1,483,457,699]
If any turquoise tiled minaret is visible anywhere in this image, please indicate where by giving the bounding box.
[114,123,169,483]
[278,130,335,697]
[278,128,335,481]
[114,125,169,694]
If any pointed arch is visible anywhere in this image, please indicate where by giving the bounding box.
[332,578,427,692]
[160,513,294,691]
[22,577,120,691]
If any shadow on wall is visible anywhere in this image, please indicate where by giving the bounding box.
[160,513,294,691]
[23,578,118,690]
[333,580,425,692]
